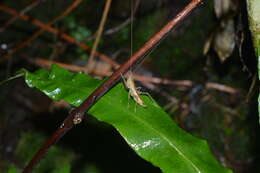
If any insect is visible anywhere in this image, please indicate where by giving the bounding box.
[122,1,147,108]
[123,72,146,107]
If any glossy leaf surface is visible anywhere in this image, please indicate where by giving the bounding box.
[21,65,232,173]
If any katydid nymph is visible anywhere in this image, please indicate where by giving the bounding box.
[123,72,147,107]
[123,0,146,108]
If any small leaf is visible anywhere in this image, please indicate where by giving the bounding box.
[20,65,232,173]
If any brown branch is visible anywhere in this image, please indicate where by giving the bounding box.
[205,82,239,95]
[27,56,181,112]
[22,1,203,172]
[0,0,82,60]
[27,56,111,76]
[0,4,119,68]
[86,0,112,73]
[0,0,45,33]
[28,57,240,95]
[85,17,132,42]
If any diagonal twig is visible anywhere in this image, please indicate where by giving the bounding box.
[22,1,203,172]
[83,0,140,42]
[85,0,113,73]
[0,0,46,33]
[0,4,119,68]
[1,0,82,60]
[28,57,240,95]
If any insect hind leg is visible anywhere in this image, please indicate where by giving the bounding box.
[138,91,158,107]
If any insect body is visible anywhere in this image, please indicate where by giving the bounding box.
[125,73,146,107]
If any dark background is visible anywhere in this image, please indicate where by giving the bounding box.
[0,0,259,173]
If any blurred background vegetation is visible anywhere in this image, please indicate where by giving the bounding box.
[0,0,259,173]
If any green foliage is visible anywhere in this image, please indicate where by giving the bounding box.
[20,65,232,173]
[115,26,130,44]
[65,16,92,42]
[64,16,93,60]
[15,131,74,173]
[54,165,70,173]
[7,164,18,173]
[133,8,167,51]
[79,164,101,173]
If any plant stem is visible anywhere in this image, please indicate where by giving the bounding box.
[85,0,112,73]
[0,0,43,33]
[0,5,119,67]
[22,1,203,172]
[0,0,82,61]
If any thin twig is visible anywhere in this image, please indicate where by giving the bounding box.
[86,0,112,73]
[83,0,140,42]
[0,5,119,68]
[27,57,240,95]
[0,0,45,33]
[22,1,203,172]
[85,18,132,42]
[1,0,82,60]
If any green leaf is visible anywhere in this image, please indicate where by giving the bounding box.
[20,65,232,173]
[52,165,71,173]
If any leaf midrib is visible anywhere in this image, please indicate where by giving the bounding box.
[101,92,202,173]
[46,78,201,173]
